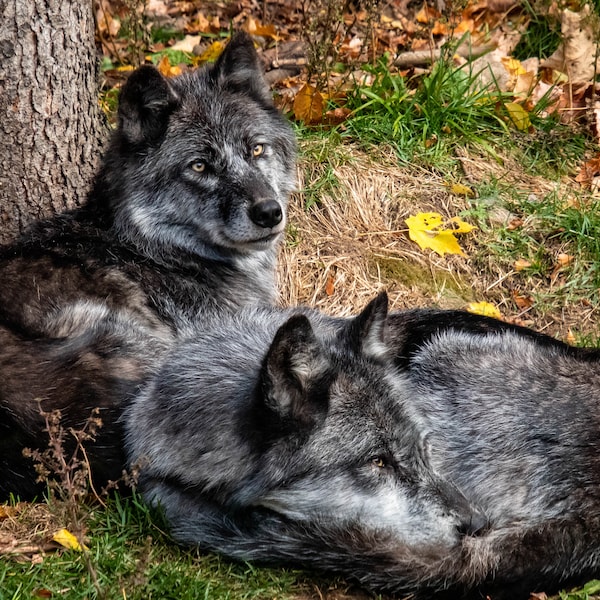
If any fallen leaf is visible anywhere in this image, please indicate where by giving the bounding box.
[450,183,475,197]
[507,217,524,230]
[325,274,335,296]
[514,258,532,271]
[157,55,182,77]
[556,253,574,267]
[325,106,352,125]
[196,40,224,64]
[33,590,53,598]
[504,102,531,131]
[565,330,576,346]
[405,212,475,256]
[171,34,201,53]
[243,17,280,41]
[293,84,324,124]
[502,57,527,77]
[467,301,502,319]
[575,155,600,186]
[512,290,534,309]
[0,505,18,520]
[52,528,87,552]
[540,6,599,85]
[416,6,441,23]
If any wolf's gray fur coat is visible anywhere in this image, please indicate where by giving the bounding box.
[126,295,600,599]
[0,32,296,499]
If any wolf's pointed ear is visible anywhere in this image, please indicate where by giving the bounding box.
[117,65,180,145]
[260,315,331,428]
[346,292,390,361]
[210,32,272,104]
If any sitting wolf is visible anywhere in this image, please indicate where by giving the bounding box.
[125,294,600,599]
[0,32,296,500]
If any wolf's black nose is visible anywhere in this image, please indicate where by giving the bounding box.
[249,200,282,228]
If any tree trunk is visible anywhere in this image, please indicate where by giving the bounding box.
[0,0,107,245]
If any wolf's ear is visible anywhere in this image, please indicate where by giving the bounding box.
[117,65,180,145]
[260,315,331,428]
[210,32,272,104]
[346,292,390,361]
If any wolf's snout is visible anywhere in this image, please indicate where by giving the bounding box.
[249,200,283,228]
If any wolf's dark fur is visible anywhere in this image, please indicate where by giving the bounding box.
[125,294,600,599]
[0,32,296,500]
[124,296,486,591]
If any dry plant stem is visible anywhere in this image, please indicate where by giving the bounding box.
[24,406,105,597]
[394,43,496,67]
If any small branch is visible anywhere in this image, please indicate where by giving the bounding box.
[394,43,496,68]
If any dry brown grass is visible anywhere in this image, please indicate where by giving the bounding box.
[279,144,599,342]
[279,148,478,315]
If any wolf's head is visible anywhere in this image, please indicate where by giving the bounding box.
[243,293,485,548]
[90,33,296,266]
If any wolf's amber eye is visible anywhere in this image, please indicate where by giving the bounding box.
[191,161,206,173]
[252,144,264,157]
[371,456,388,469]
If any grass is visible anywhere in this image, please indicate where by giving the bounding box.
[292,45,600,337]
[340,50,510,169]
[0,494,309,600]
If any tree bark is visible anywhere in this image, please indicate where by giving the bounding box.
[0,0,107,244]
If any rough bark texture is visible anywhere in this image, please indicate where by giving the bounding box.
[0,0,107,244]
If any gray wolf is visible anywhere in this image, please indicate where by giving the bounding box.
[124,294,486,592]
[0,32,296,500]
[126,296,600,599]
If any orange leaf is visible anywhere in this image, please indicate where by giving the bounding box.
[156,55,182,78]
[416,6,441,22]
[556,253,574,267]
[575,156,600,185]
[512,290,533,309]
[243,17,281,40]
[293,84,324,124]
[431,21,448,35]
[514,258,532,271]
[325,107,352,125]
[325,275,335,296]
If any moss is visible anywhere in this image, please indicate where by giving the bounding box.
[372,256,475,306]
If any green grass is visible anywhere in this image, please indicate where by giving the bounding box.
[463,180,600,321]
[512,0,562,60]
[340,50,510,168]
[0,495,305,600]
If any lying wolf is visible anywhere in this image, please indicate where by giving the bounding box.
[0,32,296,500]
[125,295,600,599]
[124,295,485,592]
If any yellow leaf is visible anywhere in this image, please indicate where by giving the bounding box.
[501,57,527,77]
[466,302,502,319]
[197,41,224,64]
[52,528,87,552]
[448,216,476,233]
[504,102,530,131]
[405,212,475,256]
[450,183,475,197]
[293,84,324,124]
